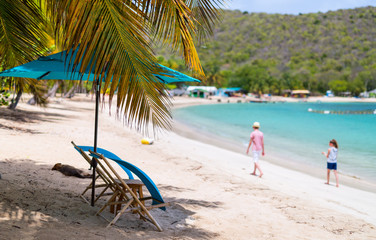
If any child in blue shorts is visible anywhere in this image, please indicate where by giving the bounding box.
[322,139,339,187]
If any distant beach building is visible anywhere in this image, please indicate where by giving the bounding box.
[369,89,376,98]
[339,91,352,97]
[282,89,291,97]
[291,90,310,98]
[169,88,187,96]
[187,86,217,98]
[217,87,244,97]
[360,89,376,98]
[326,90,334,97]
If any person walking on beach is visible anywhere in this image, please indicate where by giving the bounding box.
[246,122,265,178]
[322,139,339,187]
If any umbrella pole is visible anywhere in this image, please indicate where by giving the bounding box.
[91,80,100,206]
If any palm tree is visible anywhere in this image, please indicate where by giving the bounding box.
[0,0,49,109]
[1,0,224,133]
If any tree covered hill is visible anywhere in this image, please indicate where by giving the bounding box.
[158,7,376,95]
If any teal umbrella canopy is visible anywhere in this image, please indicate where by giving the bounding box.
[0,49,200,83]
[0,52,88,80]
[0,49,199,207]
[155,64,200,84]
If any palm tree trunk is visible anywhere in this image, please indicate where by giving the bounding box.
[46,81,60,98]
[8,89,22,110]
[28,81,60,105]
[64,86,76,98]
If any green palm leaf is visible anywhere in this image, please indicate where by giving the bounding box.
[44,0,224,133]
[0,0,47,66]
[141,0,224,74]
[0,0,49,109]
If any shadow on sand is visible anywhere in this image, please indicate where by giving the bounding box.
[0,104,85,134]
[0,159,220,239]
[0,107,67,123]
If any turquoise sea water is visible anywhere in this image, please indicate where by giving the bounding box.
[173,102,376,182]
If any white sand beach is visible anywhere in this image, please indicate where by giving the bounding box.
[1,94,376,240]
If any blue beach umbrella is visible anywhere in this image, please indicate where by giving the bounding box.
[0,49,200,206]
[0,49,200,83]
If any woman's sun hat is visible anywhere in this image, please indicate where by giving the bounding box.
[253,122,260,128]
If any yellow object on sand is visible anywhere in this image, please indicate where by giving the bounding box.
[141,138,154,145]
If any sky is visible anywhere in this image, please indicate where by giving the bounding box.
[226,0,376,15]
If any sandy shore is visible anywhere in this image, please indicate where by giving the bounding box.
[171,97,376,193]
[1,94,376,240]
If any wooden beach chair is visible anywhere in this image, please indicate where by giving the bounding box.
[72,142,168,210]
[72,142,168,230]
[71,141,138,205]
[89,150,169,231]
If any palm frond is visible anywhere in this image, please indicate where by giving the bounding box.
[44,0,223,133]
[0,0,49,108]
[24,78,48,106]
[187,0,224,41]
[0,0,48,68]
[47,0,171,133]
[140,0,225,74]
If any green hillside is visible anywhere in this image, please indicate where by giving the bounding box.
[158,7,376,96]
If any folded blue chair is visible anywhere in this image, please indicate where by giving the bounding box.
[74,144,166,210]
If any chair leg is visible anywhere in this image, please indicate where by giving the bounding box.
[128,195,163,231]
[138,185,145,206]
[80,194,90,205]
[106,199,134,228]
[141,208,163,232]
[138,199,162,231]
[115,192,126,214]
[80,187,90,198]
[96,185,110,203]
[89,151,164,231]
[97,190,119,215]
